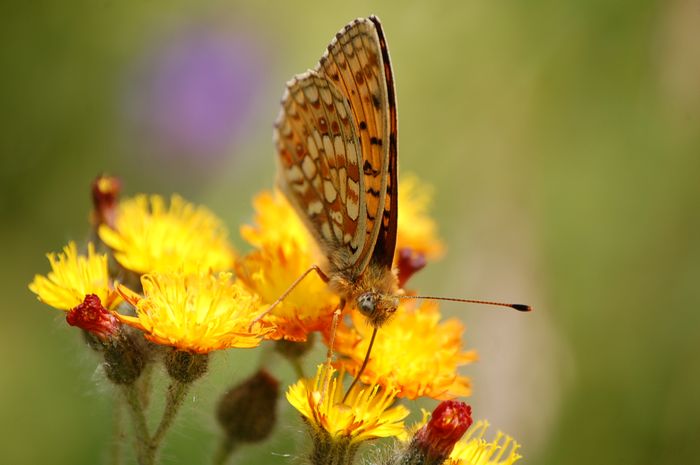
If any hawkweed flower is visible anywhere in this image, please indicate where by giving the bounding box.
[29,241,121,311]
[116,272,270,353]
[335,301,477,400]
[98,194,235,275]
[236,191,338,341]
[447,421,522,465]
[287,364,408,465]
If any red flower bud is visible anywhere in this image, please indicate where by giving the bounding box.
[397,247,427,288]
[91,175,122,228]
[412,400,473,463]
[66,294,120,340]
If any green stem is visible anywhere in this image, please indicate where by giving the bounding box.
[212,438,237,465]
[121,384,153,465]
[109,394,125,465]
[138,362,155,409]
[151,380,190,447]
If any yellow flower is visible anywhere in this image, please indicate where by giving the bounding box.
[286,364,409,443]
[397,174,445,261]
[335,301,477,400]
[29,242,120,310]
[98,194,235,275]
[116,272,270,353]
[236,191,338,341]
[448,421,522,465]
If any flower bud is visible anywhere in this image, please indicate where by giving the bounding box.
[66,294,120,341]
[401,401,473,465]
[91,174,122,229]
[274,332,316,360]
[396,247,427,288]
[216,369,279,444]
[164,349,209,383]
[102,329,149,385]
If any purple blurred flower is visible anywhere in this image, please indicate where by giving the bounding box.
[126,24,267,167]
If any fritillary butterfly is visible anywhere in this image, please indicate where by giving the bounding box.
[274,16,400,329]
[270,16,530,391]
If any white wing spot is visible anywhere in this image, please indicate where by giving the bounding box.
[303,85,319,103]
[324,180,337,203]
[323,135,334,161]
[308,200,323,215]
[333,136,345,159]
[307,135,319,160]
[319,86,333,106]
[287,164,304,182]
[302,155,317,179]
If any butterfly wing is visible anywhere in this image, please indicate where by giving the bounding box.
[274,72,368,273]
[365,15,398,270]
[315,16,398,273]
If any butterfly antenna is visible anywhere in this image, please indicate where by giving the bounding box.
[397,295,532,312]
[342,326,378,403]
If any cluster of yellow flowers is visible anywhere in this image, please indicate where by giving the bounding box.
[29,175,521,465]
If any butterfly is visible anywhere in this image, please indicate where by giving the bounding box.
[274,16,400,330]
[270,16,529,391]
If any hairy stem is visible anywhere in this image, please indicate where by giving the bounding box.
[121,384,153,465]
[151,380,190,447]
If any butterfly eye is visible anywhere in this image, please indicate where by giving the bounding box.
[357,292,376,318]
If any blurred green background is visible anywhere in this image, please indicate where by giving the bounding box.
[2,1,699,464]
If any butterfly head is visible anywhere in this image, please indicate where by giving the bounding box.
[356,292,398,328]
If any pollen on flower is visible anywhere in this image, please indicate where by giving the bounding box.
[447,421,522,465]
[236,191,338,341]
[286,364,409,443]
[335,300,477,400]
[29,241,120,311]
[98,194,235,275]
[115,272,271,353]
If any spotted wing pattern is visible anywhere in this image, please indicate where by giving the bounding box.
[275,73,366,272]
[274,16,398,278]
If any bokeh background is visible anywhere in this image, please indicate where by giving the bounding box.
[2,1,699,464]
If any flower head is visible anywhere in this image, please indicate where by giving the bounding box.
[236,191,338,341]
[447,421,522,465]
[98,194,235,275]
[335,301,477,400]
[116,272,269,353]
[29,242,120,311]
[286,364,409,443]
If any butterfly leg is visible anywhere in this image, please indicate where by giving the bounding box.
[342,326,379,403]
[249,265,329,330]
[322,299,345,397]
